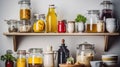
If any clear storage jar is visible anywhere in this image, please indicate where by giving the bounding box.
[19,20,32,32]
[5,20,18,32]
[86,10,100,33]
[28,48,43,67]
[76,42,95,67]
[16,50,26,67]
[19,0,31,20]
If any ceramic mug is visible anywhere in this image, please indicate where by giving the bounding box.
[90,61,103,67]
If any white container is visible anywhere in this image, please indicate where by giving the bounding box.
[77,22,85,32]
[106,25,116,33]
[67,21,75,33]
[44,46,56,67]
[106,18,116,25]
[90,61,103,67]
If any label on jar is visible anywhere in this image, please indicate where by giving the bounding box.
[20,9,31,20]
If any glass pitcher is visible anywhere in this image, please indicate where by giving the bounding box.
[86,10,100,33]
[76,42,95,67]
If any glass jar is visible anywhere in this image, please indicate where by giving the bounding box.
[46,4,57,33]
[33,14,45,33]
[28,48,43,67]
[100,1,113,21]
[86,10,100,33]
[19,20,32,32]
[19,1,31,20]
[5,20,18,32]
[76,42,95,67]
[58,20,66,33]
[67,21,75,33]
[16,50,26,67]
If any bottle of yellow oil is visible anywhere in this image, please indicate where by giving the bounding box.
[46,4,57,33]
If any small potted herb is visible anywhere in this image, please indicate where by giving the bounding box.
[75,14,87,32]
[1,50,16,67]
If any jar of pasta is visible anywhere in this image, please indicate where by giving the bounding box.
[16,50,26,67]
[19,0,31,20]
[28,48,43,67]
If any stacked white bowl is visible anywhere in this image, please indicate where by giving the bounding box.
[106,18,117,33]
[102,54,118,67]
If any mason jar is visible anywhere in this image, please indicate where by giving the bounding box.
[28,48,43,67]
[19,0,31,20]
[16,50,26,67]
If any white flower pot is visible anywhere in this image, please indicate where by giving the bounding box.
[77,22,85,32]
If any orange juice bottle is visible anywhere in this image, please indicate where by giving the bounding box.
[46,4,57,33]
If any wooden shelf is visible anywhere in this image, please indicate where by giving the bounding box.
[3,32,120,52]
[3,32,119,36]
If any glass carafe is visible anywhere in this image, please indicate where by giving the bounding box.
[86,10,100,33]
[46,4,57,33]
[100,1,113,21]
[28,48,43,67]
[76,42,95,67]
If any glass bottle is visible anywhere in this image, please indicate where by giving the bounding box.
[46,4,57,33]
[16,50,26,67]
[100,1,113,21]
[19,0,31,20]
[86,10,100,33]
[58,39,69,67]
[28,48,43,67]
[76,42,95,67]
[33,14,45,33]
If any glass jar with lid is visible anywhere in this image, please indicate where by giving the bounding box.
[76,42,95,67]
[28,48,43,67]
[5,20,18,32]
[86,10,100,33]
[100,0,113,21]
[19,20,32,32]
[19,0,31,20]
[16,50,26,67]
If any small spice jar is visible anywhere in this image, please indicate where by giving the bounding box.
[58,20,66,33]
[16,50,26,67]
[5,20,18,32]
[97,20,105,32]
[67,21,75,33]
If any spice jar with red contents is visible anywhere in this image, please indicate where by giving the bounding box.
[58,20,66,33]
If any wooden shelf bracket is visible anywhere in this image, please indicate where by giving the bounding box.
[13,36,17,51]
[104,36,109,51]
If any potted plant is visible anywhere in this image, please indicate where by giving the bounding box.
[75,14,87,32]
[1,52,16,67]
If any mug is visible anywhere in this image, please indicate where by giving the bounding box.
[90,61,103,67]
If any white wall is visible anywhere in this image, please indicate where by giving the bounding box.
[0,0,120,67]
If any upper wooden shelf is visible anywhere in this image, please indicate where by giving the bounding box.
[3,32,120,36]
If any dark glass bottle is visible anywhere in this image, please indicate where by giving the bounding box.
[5,60,14,67]
[58,39,69,67]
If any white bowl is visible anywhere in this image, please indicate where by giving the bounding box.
[102,54,118,62]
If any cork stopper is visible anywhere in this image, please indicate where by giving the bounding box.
[62,39,65,45]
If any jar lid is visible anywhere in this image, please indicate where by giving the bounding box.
[18,1,31,5]
[88,10,100,14]
[29,48,43,53]
[68,21,75,23]
[78,42,94,50]
[101,1,112,5]
[17,50,26,55]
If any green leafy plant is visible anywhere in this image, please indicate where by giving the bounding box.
[75,14,87,23]
[0,54,16,61]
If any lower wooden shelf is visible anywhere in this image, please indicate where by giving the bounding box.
[3,32,120,52]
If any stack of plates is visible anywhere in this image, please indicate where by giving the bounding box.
[102,54,118,67]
